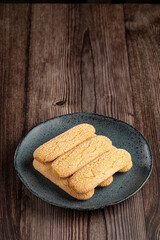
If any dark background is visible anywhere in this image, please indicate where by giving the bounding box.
[0,4,160,240]
[0,1,159,3]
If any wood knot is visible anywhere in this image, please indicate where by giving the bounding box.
[56,100,66,106]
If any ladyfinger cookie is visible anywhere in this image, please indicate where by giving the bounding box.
[119,160,133,172]
[33,159,94,200]
[98,146,132,187]
[98,176,113,187]
[69,149,132,193]
[98,161,132,187]
[51,135,112,178]
[33,124,95,163]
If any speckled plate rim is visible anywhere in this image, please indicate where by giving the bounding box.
[14,112,153,210]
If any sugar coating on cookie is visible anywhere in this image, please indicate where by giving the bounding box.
[33,159,95,200]
[98,146,132,187]
[98,175,113,187]
[33,124,95,163]
[69,149,132,193]
[51,135,112,177]
[119,160,133,172]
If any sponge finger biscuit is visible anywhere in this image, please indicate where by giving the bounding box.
[98,176,113,187]
[69,149,132,193]
[98,146,132,187]
[33,124,95,163]
[98,160,132,187]
[33,159,94,200]
[51,135,112,178]
[98,146,116,187]
[119,160,133,172]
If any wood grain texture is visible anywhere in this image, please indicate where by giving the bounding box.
[124,5,160,240]
[0,4,31,240]
[0,4,160,240]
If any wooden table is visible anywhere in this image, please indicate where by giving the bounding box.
[1,4,160,240]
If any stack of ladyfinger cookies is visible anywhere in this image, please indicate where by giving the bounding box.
[33,124,132,200]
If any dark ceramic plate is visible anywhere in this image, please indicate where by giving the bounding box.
[14,112,153,210]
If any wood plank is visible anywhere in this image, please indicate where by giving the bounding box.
[19,5,86,240]
[124,4,160,240]
[0,4,31,240]
[84,5,147,240]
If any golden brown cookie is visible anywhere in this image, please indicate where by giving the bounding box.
[119,160,133,172]
[33,124,95,163]
[98,176,113,187]
[98,159,132,187]
[69,149,132,193]
[98,146,132,187]
[51,135,112,178]
[33,159,94,200]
